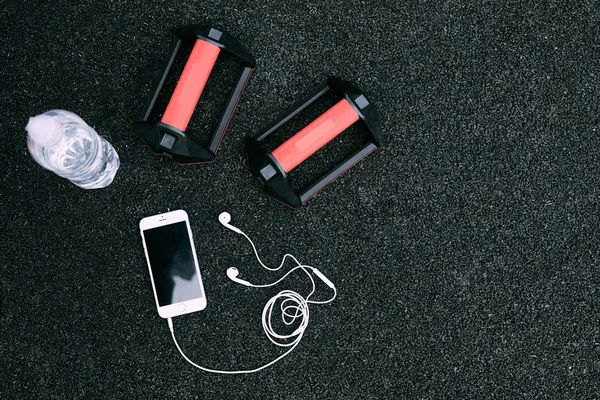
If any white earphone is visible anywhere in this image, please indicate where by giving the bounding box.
[226,264,335,289]
[218,212,242,234]
[226,267,251,286]
[167,212,337,375]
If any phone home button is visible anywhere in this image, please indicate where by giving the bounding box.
[179,303,186,312]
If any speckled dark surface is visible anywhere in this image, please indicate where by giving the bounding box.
[2,0,600,398]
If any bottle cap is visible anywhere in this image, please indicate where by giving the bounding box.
[26,114,62,147]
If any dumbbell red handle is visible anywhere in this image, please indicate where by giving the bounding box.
[161,40,221,132]
[272,99,359,173]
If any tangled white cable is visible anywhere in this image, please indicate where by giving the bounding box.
[167,212,337,374]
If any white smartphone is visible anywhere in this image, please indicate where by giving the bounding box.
[139,210,207,318]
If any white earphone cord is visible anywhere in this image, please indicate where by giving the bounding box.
[167,222,337,374]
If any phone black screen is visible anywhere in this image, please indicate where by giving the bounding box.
[143,221,203,306]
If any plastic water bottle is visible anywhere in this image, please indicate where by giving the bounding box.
[26,110,120,189]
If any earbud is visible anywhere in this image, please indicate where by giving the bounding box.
[226,267,251,286]
[219,212,243,234]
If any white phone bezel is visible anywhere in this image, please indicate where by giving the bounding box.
[139,209,207,319]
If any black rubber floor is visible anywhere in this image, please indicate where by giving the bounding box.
[1,0,599,398]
